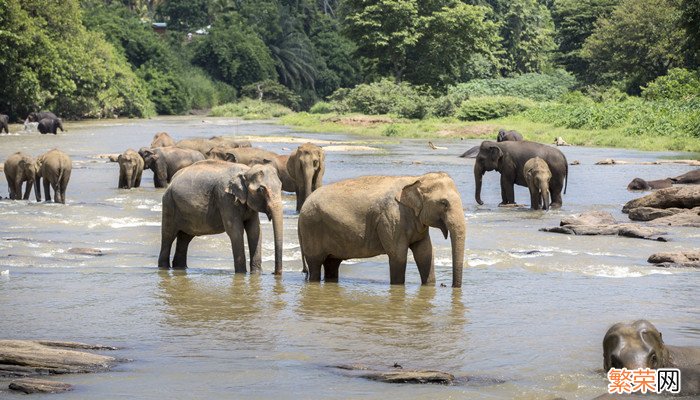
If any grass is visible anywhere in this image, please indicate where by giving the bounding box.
[210,99,293,119]
[280,112,700,153]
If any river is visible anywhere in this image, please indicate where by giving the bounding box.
[1,116,698,399]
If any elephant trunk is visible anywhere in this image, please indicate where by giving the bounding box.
[303,165,314,205]
[541,183,550,211]
[124,168,134,189]
[446,211,466,288]
[474,163,485,205]
[270,201,284,275]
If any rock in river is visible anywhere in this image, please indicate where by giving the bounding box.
[622,186,700,213]
[648,251,700,268]
[0,340,116,377]
[9,378,73,394]
[540,211,667,241]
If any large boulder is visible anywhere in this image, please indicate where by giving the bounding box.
[623,186,700,213]
[648,208,700,227]
[627,207,686,221]
[648,251,700,268]
[541,211,667,241]
[9,378,73,394]
[0,340,116,377]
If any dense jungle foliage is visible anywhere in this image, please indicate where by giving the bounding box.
[1,0,699,146]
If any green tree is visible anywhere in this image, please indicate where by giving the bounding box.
[679,0,700,68]
[156,0,209,31]
[551,0,619,79]
[499,0,556,75]
[582,0,686,93]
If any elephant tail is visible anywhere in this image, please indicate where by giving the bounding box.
[298,225,308,275]
[564,162,568,195]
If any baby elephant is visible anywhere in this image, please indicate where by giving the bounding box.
[497,129,523,142]
[627,177,673,191]
[0,114,9,133]
[298,172,466,287]
[603,320,700,396]
[117,149,144,189]
[37,118,64,134]
[35,149,72,203]
[524,157,551,210]
[3,152,38,200]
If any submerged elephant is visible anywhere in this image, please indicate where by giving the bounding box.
[3,152,38,200]
[139,147,204,188]
[0,114,9,133]
[117,149,144,189]
[287,143,325,211]
[151,132,176,148]
[37,118,64,134]
[298,172,466,287]
[474,141,568,208]
[159,161,283,275]
[25,111,57,123]
[671,169,700,184]
[35,149,72,204]
[626,177,673,191]
[524,157,551,210]
[497,129,523,142]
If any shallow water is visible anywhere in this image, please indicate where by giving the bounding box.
[1,117,698,399]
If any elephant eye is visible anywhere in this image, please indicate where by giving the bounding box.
[440,199,449,207]
[649,352,658,366]
[257,186,266,193]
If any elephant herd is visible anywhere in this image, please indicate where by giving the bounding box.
[3,149,72,204]
[0,111,65,135]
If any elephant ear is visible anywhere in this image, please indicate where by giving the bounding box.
[488,145,502,163]
[396,180,423,217]
[225,152,237,163]
[225,172,247,204]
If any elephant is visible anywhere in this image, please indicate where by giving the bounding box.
[151,132,176,148]
[497,129,523,142]
[474,141,568,208]
[627,177,673,191]
[3,152,38,200]
[138,147,204,188]
[37,118,64,134]
[671,169,700,184]
[0,114,9,134]
[298,172,466,287]
[25,111,57,123]
[35,149,72,204]
[207,146,296,192]
[287,143,325,212]
[159,160,283,275]
[117,149,144,189]
[177,137,251,156]
[524,157,551,210]
[603,320,700,396]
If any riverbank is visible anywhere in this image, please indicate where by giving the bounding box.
[279,112,700,154]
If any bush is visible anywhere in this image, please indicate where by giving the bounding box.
[181,68,220,110]
[428,95,457,117]
[456,96,535,121]
[240,80,301,111]
[383,124,400,137]
[138,65,190,115]
[214,81,237,104]
[210,99,292,119]
[334,79,430,119]
[642,68,700,101]
[448,71,576,103]
[309,101,333,114]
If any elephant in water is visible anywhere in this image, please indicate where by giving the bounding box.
[207,146,296,193]
[35,149,72,204]
[603,320,700,396]
[25,111,57,123]
[159,161,283,275]
[37,118,64,134]
[298,172,466,287]
[497,128,523,142]
[139,147,204,188]
[474,141,568,208]
[524,157,551,210]
[671,169,700,184]
[627,177,673,191]
[3,152,38,200]
[150,132,176,148]
[0,114,9,134]
[287,143,325,211]
[117,149,144,189]
[177,137,251,156]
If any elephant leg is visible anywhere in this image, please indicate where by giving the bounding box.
[305,256,324,282]
[410,236,435,285]
[244,215,262,273]
[224,218,248,273]
[172,231,194,269]
[22,180,33,200]
[13,177,23,200]
[388,253,408,285]
[50,180,59,203]
[158,206,177,269]
[295,188,303,212]
[529,185,540,210]
[134,169,142,188]
[118,171,126,189]
[500,175,515,204]
[323,258,341,282]
[550,177,563,208]
[43,179,52,202]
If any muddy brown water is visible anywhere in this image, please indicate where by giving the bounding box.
[0,116,698,399]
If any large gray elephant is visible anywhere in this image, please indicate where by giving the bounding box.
[139,147,204,188]
[298,172,466,287]
[524,157,551,210]
[287,143,325,212]
[207,146,295,192]
[3,152,38,200]
[25,111,57,123]
[177,137,251,156]
[37,118,64,134]
[159,161,283,275]
[474,141,568,207]
[603,320,700,396]
[0,114,9,134]
[117,149,144,189]
[35,149,72,204]
[151,132,176,148]
[497,129,523,142]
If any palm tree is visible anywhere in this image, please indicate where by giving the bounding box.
[266,16,317,90]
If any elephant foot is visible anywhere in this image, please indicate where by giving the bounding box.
[550,202,562,209]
